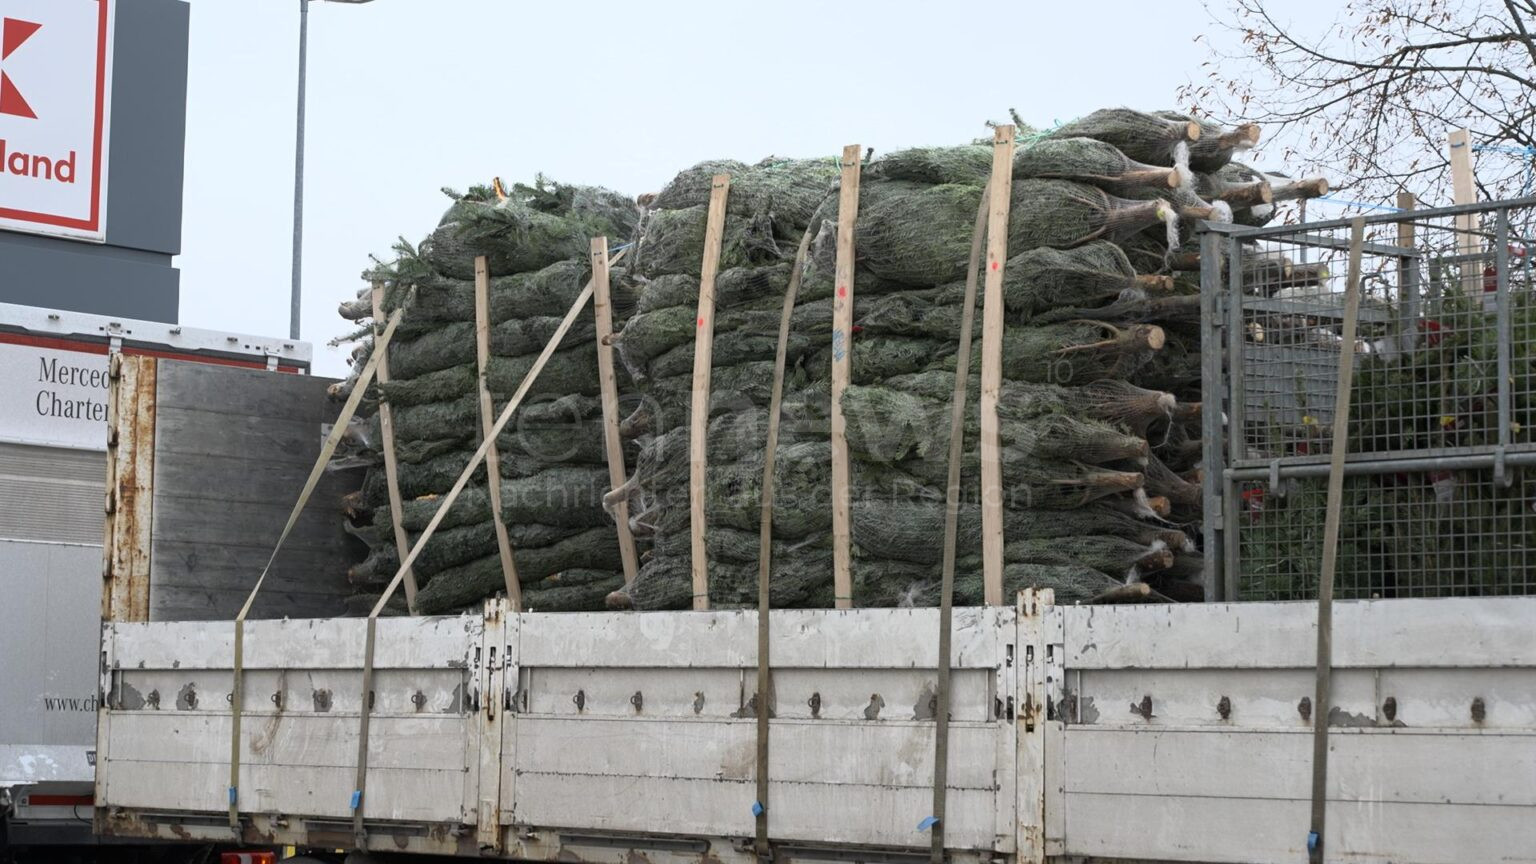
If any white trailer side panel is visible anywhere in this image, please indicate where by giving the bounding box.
[94,597,1536,864]
[1045,597,1536,864]
[504,607,1017,853]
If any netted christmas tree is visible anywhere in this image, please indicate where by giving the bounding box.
[335,177,641,614]
[331,107,1329,614]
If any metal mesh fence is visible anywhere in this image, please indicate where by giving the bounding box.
[1205,197,1536,600]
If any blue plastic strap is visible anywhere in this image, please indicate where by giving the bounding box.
[1307,831,1320,852]
[917,816,939,832]
[350,790,363,810]
[751,801,764,817]
[228,786,238,805]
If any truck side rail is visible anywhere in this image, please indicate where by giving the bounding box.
[96,596,1536,864]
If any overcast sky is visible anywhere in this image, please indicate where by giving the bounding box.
[178,0,1335,378]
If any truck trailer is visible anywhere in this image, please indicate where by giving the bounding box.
[6,196,1536,863]
[82,197,1536,864]
[0,303,314,857]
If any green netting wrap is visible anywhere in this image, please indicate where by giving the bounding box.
[634,264,793,314]
[634,204,783,278]
[1031,291,1201,328]
[377,315,600,380]
[941,320,1166,386]
[865,145,994,187]
[408,527,625,611]
[389,259,592,325]
[1014,138,1183,194]
[1129,328,1202,396]
[650,157,837,227]
[634,157,839,281]
[423,180,637,281]
[856,181,985,286]
[1007,180,1174,251]
[997,242,1158,320]
[1153,111,1260,172]
[417,560,623,614]
[377,347,605,407]
[1046,108,1201,168]
[839,385,1148,466]
[389,467,615,533]
[1141,450,1202,513]
[336,114,1245,613]
[850,501,1186,566]
[855,372,1179,437]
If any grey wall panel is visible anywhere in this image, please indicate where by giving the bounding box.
[0,233,179,323]
[148,361,355,621]
[103,0,190,256]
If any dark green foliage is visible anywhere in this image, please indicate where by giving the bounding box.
[866,145,993,186]
[424,180,637,281]
[1008,180,1169,250]
[1047,108,1196,167]
[651,157,837,228]
[1014,138,1179,193]
[856,182,984,286]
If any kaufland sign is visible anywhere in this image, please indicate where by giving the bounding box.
[0,0,113,242]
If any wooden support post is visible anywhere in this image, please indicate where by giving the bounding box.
[830,145,862,610]
[1307,217,1366,864]
[349,258,624,837]
[1397,192,1418,330]
[370,283,420,615]
[689,175,732,610]
[591,238,640,590]
[367,253,624,617]
[1448,129,1480,293]
[474,257,523,612]
[979,125,1016,606]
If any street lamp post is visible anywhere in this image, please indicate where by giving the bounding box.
[291,0,374,342]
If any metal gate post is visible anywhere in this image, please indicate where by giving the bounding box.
[1199,228,1228,601]
[477,598,511,853]
[1016,589,1051,864]
[1495,209,1513,486]
[1223,236,1246,600]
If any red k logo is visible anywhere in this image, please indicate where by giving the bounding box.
[1,17,41,119]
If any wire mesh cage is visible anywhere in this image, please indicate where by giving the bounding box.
[1202,197,1536,601]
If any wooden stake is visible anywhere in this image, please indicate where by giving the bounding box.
[1398,191,1418,336]
[1448,129,1480,293]
[474,257,523,612]
[370,283,420,615]
[591,238,640,590]
[689,174,732,610]
[980,125,1016,606]
[367,255,622,617]
[831,145,862,610]
[1307,216,1366,864]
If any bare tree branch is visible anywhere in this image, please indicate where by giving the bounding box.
[1183,0,1536,206]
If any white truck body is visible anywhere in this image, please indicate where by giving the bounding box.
[0,305,309,851]
[94,595,1536,864]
